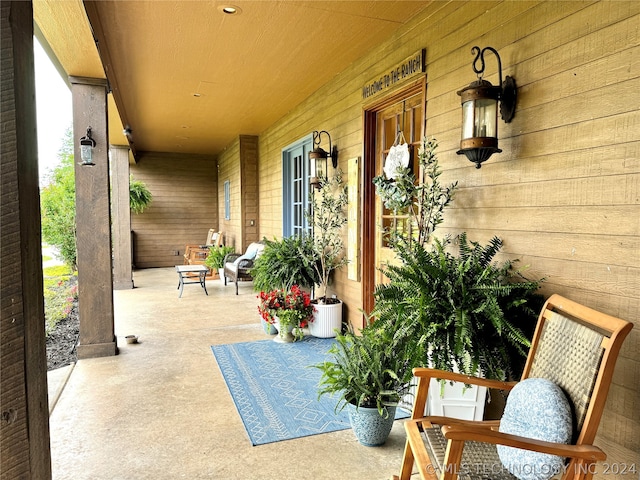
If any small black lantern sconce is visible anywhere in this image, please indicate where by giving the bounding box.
[457,46,517,168]
[79,127,96,166]
[308,130,338,188]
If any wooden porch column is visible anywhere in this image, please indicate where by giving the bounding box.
[70,76,117,359]
[0,1,52,477]
[111,145,133,290]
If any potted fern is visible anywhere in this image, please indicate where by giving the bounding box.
[251,235,319,293]
[372,234,543,415]
[251,235,319,335]
[371,137,543,418]
[305,171,348,338]
[315,322,411,446]
[204,245,234,281]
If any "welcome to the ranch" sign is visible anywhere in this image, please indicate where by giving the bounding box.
[362,49,426,100]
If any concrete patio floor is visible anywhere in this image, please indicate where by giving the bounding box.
[47,268,639,480]
[47,267,408,480]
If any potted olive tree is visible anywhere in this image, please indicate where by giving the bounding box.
[305,171,348,338]
[315,322,411,446]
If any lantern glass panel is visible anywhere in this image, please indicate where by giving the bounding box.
[310,157,317,178]
[316,157,326,180]
[474,98,497,138]
[80,144,93,164]
[461,98,498,140]
[461,101,475,140]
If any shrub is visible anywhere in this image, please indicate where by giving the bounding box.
[43,265,77,335]
[41,153,77,269]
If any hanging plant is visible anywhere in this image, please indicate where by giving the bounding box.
[129,176,153,214]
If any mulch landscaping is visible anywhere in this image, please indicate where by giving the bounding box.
[46,303,79,371]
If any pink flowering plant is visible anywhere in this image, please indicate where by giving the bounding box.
[257,285,315,340]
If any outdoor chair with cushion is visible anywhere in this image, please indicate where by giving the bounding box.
[393,294,633,480]
[223,242,264,295]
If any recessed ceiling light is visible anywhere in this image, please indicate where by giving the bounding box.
[218,5,241,15]
[193,93,202,97]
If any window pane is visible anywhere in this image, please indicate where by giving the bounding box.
[381,216,410,247]
[224,180,230,220]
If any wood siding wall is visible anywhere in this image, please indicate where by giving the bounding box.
[218,138,243,250]
[130,152,217,268]
[217,135,259,252]
[256,1,639,450]
[240,136,260,248]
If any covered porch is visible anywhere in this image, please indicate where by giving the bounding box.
[46,268,407,479]
[46,268,638,479]
[2,1,638,476]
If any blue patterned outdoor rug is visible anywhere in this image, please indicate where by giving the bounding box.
[211,336,352,446]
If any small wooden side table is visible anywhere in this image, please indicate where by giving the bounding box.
[175,264,209,298]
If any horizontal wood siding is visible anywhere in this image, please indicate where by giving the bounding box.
[256,1,639,450]
[217,138,243,251]
[217,135,260,253]
[130,152,217,267]
[240,135,260,248]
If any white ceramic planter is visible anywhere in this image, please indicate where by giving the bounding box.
[401,363,487,421]
[309,300,342,338]
[427,377,486,420]
[271,315,294,343]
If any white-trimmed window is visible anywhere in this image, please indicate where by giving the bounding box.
[282,135,313,237]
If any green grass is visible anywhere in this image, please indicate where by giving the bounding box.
[43,264,73,277]
[43,264,77,336]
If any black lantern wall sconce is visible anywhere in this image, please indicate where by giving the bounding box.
[79,127,96,166]
[457,46,517,168]
[308,130,338,188]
